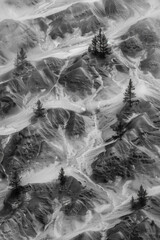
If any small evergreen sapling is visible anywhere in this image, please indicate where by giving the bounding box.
[123,79,136,107]
[34,100,46,118]
[137,185,148,207]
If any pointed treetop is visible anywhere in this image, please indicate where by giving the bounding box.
[129,78,135,89]
[137,185,147,197]
[99,28,102,36]
[34,100,45,118]
[123,78,136,107]
[89,28,112,57]
[137,185,148,207]
[36,100,43,109]
[19,48,27,58]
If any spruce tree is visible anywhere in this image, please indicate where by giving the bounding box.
[137,185,148,207]
[100,34,111,57]
[123,79,136,107]
[34,100,45,118]
[91,36,98,54]
[58,168,66,186]
[96,28,102,54]
[13,47,33,81]
[89,28,111,57]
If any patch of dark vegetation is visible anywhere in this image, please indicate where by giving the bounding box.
[120,18,160,57]
[0,96,16,117]
[120,36,143,57]
[71,231,102,240]
[2,127,42,175]
[140,48,160,78]
[0,182,53,238]
[0,169,96,239]
[91,147,154,183]
[59,175,95,216]
[91,150,134,183]
[107,210,160,240]
[88,28,112,58]
[121,18,159,45]
[131,185,148,210]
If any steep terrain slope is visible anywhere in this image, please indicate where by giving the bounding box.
[0,0,160,240]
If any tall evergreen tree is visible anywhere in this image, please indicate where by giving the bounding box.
[13,47,33,81]
[58,168,66,186]
[100,34,111,57]
[137,185,148,207]
[89,28,111,57]
[123,79,136,107]
[34,100,45,118]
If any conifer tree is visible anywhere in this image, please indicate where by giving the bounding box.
[34,100,45,118]
[96,28,102,54]
[91,36,98,55]
[9,171,21,189]
[100,34,111,57]
[58,168,66,186]
[89,28,111,58]
[123,79,136,107]
[13,47,33,81]
[137,185,148,207]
